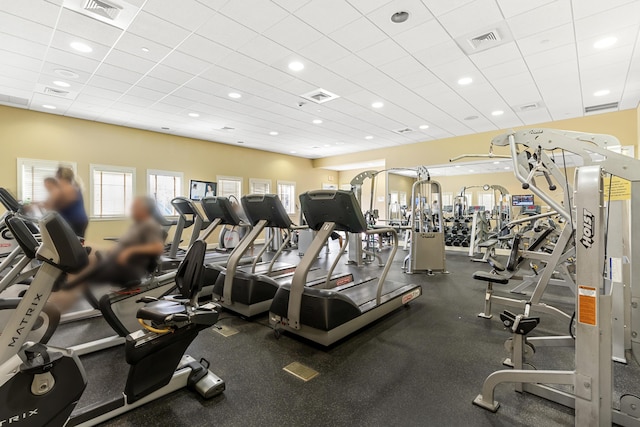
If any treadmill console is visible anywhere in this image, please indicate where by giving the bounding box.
[201,197,241,226]
[242,194,293,229]
[300,190,367,233]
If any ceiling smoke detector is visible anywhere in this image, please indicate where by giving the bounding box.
[300,88,340,104]
[391,11,409,23]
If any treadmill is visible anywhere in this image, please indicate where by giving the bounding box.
[209,194,307,316]
[269,190,422,346]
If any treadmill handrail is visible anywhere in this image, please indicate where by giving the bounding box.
[364,227,398,304]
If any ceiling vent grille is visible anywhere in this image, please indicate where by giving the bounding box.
[221,126,235,131]
[393,127,415,135]
[43,87,70,98]
[84,0,121,20]
[0,94,28,107]
[585,102,618,113]
[469,30,502,50]
[300,88,340,104]
[519,102,539,111]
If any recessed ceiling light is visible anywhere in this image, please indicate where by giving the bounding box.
[269,131,279,136]
[469,169,475,172]
[288,61,304,72]
[188,112,200,118]
[458,77,473,85]
[290,150,297,154]
[312,119,323,124]
[52,80,70,88]
[141,47,150,52]
[335,141,344,145]
[594,89,610,97]
[594,36,617,49]
[371,101,384,108]
[419,124,429,129]
[324,144,330,147]
[491,110,504,116]
[228,92,242,99]
[365,136,373,140]
[54,69,79,79]
[493,161,500,165]
[70,41,93,53]
[455,165,461,168]
[390,11,410,23]
[504,166,510,170]
[42,104,56,110]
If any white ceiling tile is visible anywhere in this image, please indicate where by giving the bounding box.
[574,2,640,41]
[0,11,54,44]
[136,76,180,95]
[220,0,289,33]
[329,16,388,51]
[271,0,312,12]
[237,36,293,66]
[296,0,361,34]
[161,50,211,75]
[507,1,572,39]
[393,19,450,53]
[0,33,47,60]
[326,55,372,78]
[413,39,466,69]
[0,77,36,92]
[143,0,215,31]
[177,34,234,65]
[357,39,406,67]
[104,49,156,75]
[46,48,101,73]
[469,42,522,69]
[438,0,504,38]
[577,25,639,58]
[496,0,555,18]
[49,30,112,63]
[94,63,144,85]
[430,56,482,86]
[491,72,542,106]
[516,108,553,125]
[421,0,474,17]
[2,0,61,27]
[516,23,575,56]
[572,0,638,20]
[80,86,122,101]
[56,8,122,46]
[263,15,324,51]
[346,0,391,15]
[147,65,195,85]
[85,75,131,93]
[128,11,191,49]
[367,0,434,36]
[299,37,352,65]
[525,43,576,70]
[0,50,42,72]
[378,55,428,79]
[113,31,173,62]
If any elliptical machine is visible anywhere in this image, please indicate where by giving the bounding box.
[0,212,224,426]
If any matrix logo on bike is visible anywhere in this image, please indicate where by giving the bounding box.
[580,208,595,249]
[0,409,38,425]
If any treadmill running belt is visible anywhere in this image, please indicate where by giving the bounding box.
[338,279,418,312]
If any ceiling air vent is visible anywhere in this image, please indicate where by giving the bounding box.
[221,126,235,131]
[393,127,414,135]
[0,94,28,107]
[585,102,618,113]
[84,0,121,20]
[455,21,513,55]
[43,87,70,98]
[519,102,539,111]
[300,88,340,104]
[468,30,501,50]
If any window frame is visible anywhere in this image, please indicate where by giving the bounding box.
[217,175,243,199]
[249,178,271,195]
[16,158,78,203]
[90,164,136,220]
[277,180,297,215]
[147,169,184,217]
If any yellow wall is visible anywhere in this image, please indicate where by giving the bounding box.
[0,106,337,243]
[314,109,639,169]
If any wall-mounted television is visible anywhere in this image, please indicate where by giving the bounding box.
[512,194,534,206]
[190,180,217,200]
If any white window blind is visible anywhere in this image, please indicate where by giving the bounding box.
[17,158,77,203]
[148,169,183,216]
[217,176,242,199]
[399,191,407,206]
[389,192,399,204]
[478,192,495,211]
[91,164,135,218]
[249,178,271,195]
[277,181,296,214]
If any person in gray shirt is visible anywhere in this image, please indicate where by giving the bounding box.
[50,196,165,312]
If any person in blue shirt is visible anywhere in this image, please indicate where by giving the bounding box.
[52,166,88,238]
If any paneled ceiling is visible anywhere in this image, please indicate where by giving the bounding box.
[0,0,639,158]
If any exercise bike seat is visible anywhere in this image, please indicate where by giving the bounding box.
[137,300,186,323]
[472,271,510,285]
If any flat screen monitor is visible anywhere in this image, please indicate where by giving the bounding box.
[512,195,534,206]
[190,180,216,201]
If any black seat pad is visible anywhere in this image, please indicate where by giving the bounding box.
[478,239,498,248]
[487,257,506,272]
[472,271,510,285]
[137,300,186,323]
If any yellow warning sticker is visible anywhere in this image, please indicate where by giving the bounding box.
[578,285,597,326]
[604,176,631,201]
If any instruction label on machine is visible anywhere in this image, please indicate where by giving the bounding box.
[578,285,597,326]
[603,176,631,201]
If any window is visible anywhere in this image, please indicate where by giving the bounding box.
[478,192,495,211]
[217,176,242,199]
[399,191,407,206]
[277,181,296,214]
[17,158,77,203]
[441,192,454,207]
[249,178,271,195]
[148,169,183,216]
[91,164,135,218]
[389,191,399,204]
